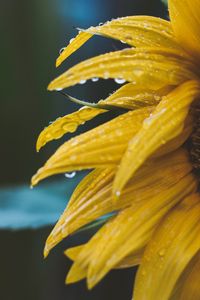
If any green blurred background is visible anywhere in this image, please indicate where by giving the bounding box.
[0,1,167,299]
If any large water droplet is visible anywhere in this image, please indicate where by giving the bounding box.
[59,47,66,54]
[64,171,76,178]
[114,78,126,84]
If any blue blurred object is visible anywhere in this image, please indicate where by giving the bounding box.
[0,173,84,229]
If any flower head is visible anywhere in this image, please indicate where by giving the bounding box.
[32,0,200,298]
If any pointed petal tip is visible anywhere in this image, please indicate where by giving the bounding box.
[87,278,96,290]
[43,247,49,259]
[47,82,54,91]
[31,173,39,187]
[65,268,84,284]
[56,59,61,68]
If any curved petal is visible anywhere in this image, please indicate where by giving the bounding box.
[65,173,196,287]
[31,107,152,186]
[169,0,200,61]
[36,107,105,152]
[48,48,197,91]
[44,148,192,257]
[56,16,180,67]
[65,244,143,271]
[85,174,196,289]
[37,83,171,152]
[134,193,200,300]
[178,253,200,300]
[113,80,200,199]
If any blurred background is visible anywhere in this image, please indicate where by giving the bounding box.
[1,1,167,299]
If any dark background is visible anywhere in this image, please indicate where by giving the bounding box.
[1,1,167,299]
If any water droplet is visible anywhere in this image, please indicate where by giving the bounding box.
[69,155,77,161]
[114,78,126,84]
[30,185,33,190]
[91,77,99,82]
[141,270,146,276]
[64,171,76,178]
[55,88,63,91]
[158,249,166,257]
[79,79,87,84]
[120,40,126,44]
[115,190,121,197]
[103,71,110,79]
[99,22,104,26]
[133,68,144,77]
[59,47,66,54]
[69,38,75,44]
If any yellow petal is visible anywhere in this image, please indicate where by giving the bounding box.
[48,48,197,91]
[66,222,110,284]
[103,83,174,109]
[37,83,170,151]
[44,148,193,257]
[65,244,143,270]
[56,32,92,67]
[169,0,200,61]
[178,253,200,300]
[154,115,193,157]
[86,174,197,289]
[44,168,115,257]
[31,107,152,186]
[36,107,105,152]
[113,80,200,198]
[133,193,200,300]
[56,16,180,67]
[87,16,179,49]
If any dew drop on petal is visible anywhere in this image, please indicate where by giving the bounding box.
[64,171,76,178]
[55,88,63,91]
[115,190,121,197]
[114,78,126,84]
[99,22,104,26]
[59,47,66,54]
[158,249,166,257]
[103,71,110,79]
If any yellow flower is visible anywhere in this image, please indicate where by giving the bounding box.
[32,0,200,299]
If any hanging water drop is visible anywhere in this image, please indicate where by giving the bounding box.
[64,171,76,179]
[69,38,75,44]
[59,47,66,54]
[79,79,87,85]
[91,77,99,82]
[114,78,126,84]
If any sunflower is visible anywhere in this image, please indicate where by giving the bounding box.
[32,0,200,299]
